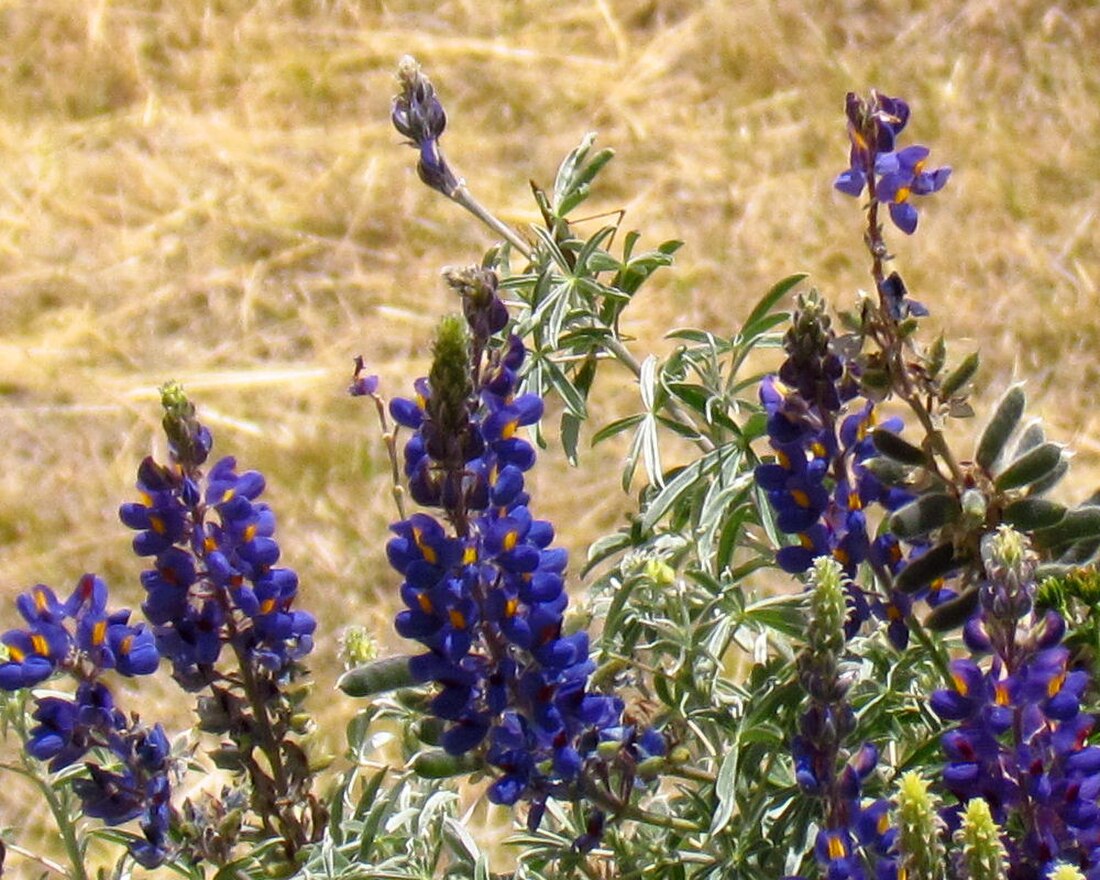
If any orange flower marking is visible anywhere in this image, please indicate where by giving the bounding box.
[1049,669,1066,698]
[827,834,848,860]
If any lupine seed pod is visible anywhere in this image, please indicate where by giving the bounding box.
[895,542,958,593]
[337,655,418,697]
[1001,498,1066,531]
[413,750,481,778]
[924,585,979,631]
[953,797,1007,880]
[1033,507,1100,550]
[976,385,1025,471]
[894,771,946,880]
[889,492,961,539]
[872,428,929,467]
[941,352,980,398]
[993,442,1064,491]
[413,717,446,747]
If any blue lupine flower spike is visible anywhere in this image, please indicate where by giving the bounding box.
[381,270,664,849]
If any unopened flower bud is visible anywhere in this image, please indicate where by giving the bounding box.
[894,771,946,880]
[954,797,1007,880]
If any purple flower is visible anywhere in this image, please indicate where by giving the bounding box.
[875,146,951,234]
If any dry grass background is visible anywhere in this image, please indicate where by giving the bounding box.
[0,0,1098,860]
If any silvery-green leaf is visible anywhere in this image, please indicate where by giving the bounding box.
[895,542,958,593]
[1028,454,1069,497]
[1001,498,1066,531]
[924,586,979,631]
[872,429,928,467]
[1033,506,1100,549]
[994,443,1063,491]
[1013,419,1045,458]
[976,384,1025,470]
[861,456,913,487]
[889,493,961,539]
[927,333,946,377]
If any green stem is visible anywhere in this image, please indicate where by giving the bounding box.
[8,695,88,880]
[449,184,536,260]
[3,839,69,877]
[666,764,717,785]
[24,754,89,880]
[617,803,702,834]
[446,170,717,456]
[906,611,952,685]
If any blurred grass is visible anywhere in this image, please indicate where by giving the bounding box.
[0,0,1098,865]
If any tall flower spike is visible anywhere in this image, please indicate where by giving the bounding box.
[792,559,896,880]
[382,277,659,848]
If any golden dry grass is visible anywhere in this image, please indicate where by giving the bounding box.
[0,0,1098,863]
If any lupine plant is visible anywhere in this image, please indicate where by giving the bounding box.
[3,57,1100,880]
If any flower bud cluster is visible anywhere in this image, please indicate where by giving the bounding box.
[0,576,171,867]
[392,55,458,196]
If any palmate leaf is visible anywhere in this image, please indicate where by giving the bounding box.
[551,132,615,218]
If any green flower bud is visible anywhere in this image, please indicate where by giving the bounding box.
[961,488,988,528]
[425,315,474,465]
[954,797,1007,880]
[1047,865,1086,880]
[339,625,378,669]
[894,771,945,880]
[159,380,211,468]
[807,557,847,656]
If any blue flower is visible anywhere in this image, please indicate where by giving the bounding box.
[120,436,312,680]
[875,146,951,234]
[387,308,642,849]
[834,92,949,234]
